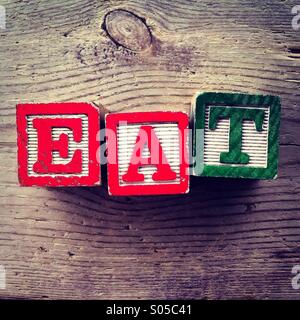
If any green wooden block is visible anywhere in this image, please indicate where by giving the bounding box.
[192,92,281,179]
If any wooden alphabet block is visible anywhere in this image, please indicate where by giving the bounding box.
[106,112,189,196]
[192,92,281,179]
[17,103,100,186]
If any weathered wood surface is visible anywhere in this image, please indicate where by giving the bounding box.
[0,0,300,299]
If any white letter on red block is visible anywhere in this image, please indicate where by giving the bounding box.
[17,103,100,186]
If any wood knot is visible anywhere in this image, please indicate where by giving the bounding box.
[103,9,152,52]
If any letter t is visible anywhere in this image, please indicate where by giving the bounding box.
[209,107,266,164]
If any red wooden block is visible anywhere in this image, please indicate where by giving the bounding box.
[106,112,189,196]
[17,103,100,186]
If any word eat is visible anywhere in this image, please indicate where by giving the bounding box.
[17,92,281,196]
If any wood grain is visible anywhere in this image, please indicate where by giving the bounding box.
[0,0,300,299]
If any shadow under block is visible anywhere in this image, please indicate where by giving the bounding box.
[192,92,281,179]
[17,103,101,186]
[106,112,190,196]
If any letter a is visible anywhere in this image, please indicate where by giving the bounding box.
[122,126,176,182]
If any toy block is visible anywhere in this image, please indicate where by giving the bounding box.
[106,112,189,196]
[17,103,100,186]
[192,92,281,179]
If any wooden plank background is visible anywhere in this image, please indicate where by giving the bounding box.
[0,0,300,299]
